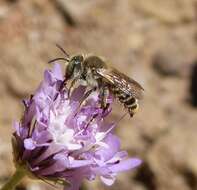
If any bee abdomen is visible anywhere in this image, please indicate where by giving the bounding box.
[112,87,139,117]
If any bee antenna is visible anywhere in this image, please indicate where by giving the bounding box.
[48,57,70,64]
[48,44,70,64]
[55,44,70,58]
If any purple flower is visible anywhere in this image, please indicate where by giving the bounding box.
[12,64,141,190]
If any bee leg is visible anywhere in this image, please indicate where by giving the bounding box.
[67,78,79,98]
[85,113,99,129]
[99,86,110,112]
[80,87,97,106]
[74,87,97,116]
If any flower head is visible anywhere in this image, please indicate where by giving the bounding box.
[12,64,141,190]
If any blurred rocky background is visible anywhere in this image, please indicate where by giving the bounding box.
[0,0,197,190]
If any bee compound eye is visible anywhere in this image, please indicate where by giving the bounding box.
[71,56,83,65]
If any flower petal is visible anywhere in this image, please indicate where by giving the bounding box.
[12,63,142,190]
[109,158,142,173]
[95,134,120,162]
[24,138,36,150]
[100,175,116,186]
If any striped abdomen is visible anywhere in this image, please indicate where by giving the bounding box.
[111,87,139,117]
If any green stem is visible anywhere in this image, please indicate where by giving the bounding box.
[0,168,26,190]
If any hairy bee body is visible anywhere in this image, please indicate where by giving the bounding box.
[49,47,144,117]
[111,86,139,116]
[93,58,143,117]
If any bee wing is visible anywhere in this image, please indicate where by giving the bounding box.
[96,68,144,99]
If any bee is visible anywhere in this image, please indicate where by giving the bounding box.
[49,45,144,117]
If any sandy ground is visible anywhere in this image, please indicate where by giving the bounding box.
[0,0,197,190]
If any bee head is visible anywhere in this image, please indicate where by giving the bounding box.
[66,55,84,80]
